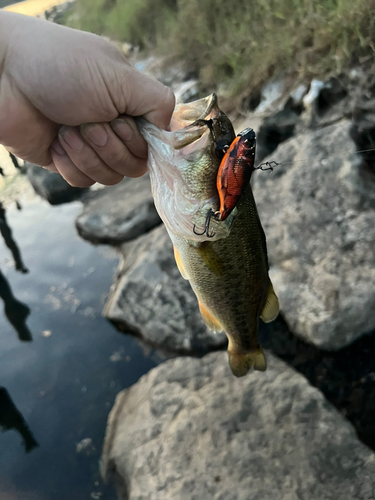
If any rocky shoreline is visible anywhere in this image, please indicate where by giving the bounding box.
[19,59,375,499]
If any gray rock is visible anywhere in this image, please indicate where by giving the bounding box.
[102,351,375,500]
[76,176,161,245]
[303,79,325,108]
[255,72,289,115]
[256,108,300,163]
[302,78,349,129]
[103,225,227,353]
[26,163,87,205]
[253,119,375,349]
[289,83,309,108]
[174,80,199,104]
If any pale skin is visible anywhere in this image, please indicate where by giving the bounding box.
[0,11,175,187]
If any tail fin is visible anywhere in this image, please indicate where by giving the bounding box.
[228,347,267,377]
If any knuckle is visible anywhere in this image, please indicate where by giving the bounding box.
[78,157,103,177]
[106,148,129,166]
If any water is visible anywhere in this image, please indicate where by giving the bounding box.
[0,199,162,500]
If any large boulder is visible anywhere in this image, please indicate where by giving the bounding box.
[102,351,375,500]
[76,175,161,245]
[26,163,87,205]
[253,119,375,349]
[103,225,227,354]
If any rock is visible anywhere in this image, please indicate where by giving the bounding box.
[350,101,375,176]
[253,119,375,350]
[256,108,300,163]
[103,225,227,353]
[255,72,288,115]
[303,79,325,108]
[26,163,87,205]
[102,351,375,500]
[288,83,309,109]
[302,78,349,128]
[76,437,96,456]
[76,176,161,245]
[316,77,347,114]
[174,79,199,104]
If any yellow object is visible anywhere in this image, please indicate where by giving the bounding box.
[3,0,67,17]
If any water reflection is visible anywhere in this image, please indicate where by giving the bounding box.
[0,202,28,274]
[0,271,32,342]
[0,388,39,453]
[0,200,31,340]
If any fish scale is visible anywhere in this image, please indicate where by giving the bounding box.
[169,184,269,353]
[138,94,279,377]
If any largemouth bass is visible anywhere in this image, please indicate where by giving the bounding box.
[137,94,279,377]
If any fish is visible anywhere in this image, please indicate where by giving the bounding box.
[136,93,279,377]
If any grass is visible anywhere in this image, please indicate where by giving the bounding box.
[65,0,375,103]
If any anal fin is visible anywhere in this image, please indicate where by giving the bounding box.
[173,246,189,280]
[198,301,223,333]
[260,280,279,323]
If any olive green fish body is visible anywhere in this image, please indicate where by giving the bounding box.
[137,94,279,377]
[169,184,274,376]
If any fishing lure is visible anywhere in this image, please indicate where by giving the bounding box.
[216,127,256,221]
[194,128,257,237]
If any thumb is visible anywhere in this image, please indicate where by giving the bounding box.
[124,68,175,130]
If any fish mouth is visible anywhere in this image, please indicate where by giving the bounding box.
[170,93,222,131]
[137,93,236,241]
[170,94,235,159]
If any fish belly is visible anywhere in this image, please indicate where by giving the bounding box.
[169,185,273,376]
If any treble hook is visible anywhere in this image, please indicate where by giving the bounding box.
[254,160,278,172]
[193,209,216,238]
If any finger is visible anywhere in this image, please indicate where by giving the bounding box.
[43,161,59,173]
[80,122,147,178]
[110,116,148,159]
[50,139,95,187]
[58,126,124,185]
[123,69,175,130]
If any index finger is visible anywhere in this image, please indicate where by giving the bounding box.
[124,69,175,130]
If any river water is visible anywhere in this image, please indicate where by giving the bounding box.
[0,197,162,499]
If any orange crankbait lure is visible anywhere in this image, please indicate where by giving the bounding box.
[216,128,256,221]
[193,128,256,238]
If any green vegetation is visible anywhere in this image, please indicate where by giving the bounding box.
[66,0,375,100]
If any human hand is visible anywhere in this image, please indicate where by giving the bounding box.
[0,12,175,186]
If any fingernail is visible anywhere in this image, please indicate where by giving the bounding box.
[111,119,134,142]
[59,127,84,151]
[51,140,66,156]
[81,124,108,147]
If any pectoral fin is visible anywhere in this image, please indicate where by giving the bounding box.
[260,280,279,323]
[173,246,189,280]
[195,242,224,276]
[198,301,223,333]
